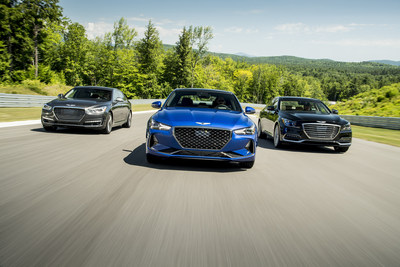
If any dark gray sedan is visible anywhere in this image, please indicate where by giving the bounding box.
[41,86,132,134]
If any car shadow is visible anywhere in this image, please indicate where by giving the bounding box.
[30,126,124,135]
[123,143,246,173]
[257,137,337,154]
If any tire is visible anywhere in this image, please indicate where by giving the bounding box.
[239,161,254,169]
[146,153,160,164]
[102,113,113,134]
[257,120,265,139]
[334,146,349,153]
[43,125,57,131]
[273,124,283,148]
[123,111,132,128]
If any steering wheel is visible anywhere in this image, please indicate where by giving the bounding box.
[216,104,229,109]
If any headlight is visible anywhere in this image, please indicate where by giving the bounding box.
[342,122,351,131]
[43,104,52,111]
[281,118,295,127]
[86,106,107,115]
[234,124,256,135]
[150,119,171,131]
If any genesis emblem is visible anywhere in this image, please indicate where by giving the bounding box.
[195,122,211,125]
[66,104,76,107]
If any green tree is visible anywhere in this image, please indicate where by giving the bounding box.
[136,20,163,98]
[102,17,137,87]
[233,69,253,101]
[108,17,137,50]
[189,26,213,88]
[0,40,11,81]
[60,22,89,85]
[172,26,192,88]
[20,0,62,78]
[0,0,33,76]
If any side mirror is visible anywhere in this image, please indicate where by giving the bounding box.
[267,105,275,111]
[58,94,64,99]
[245,106,256,114]
[115,97,124,102]
[332,109,339,114]
[152,101,162,109]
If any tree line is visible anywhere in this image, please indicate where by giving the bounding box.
[1,0,400,104]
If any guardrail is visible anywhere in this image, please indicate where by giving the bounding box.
[0,93,57,107]
[1,93,399,129]
[339,115,400,130]
[0,93,163,107]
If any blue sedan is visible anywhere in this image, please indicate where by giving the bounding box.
[146,88,257,168]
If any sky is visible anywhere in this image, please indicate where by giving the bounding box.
[59,0,400,62]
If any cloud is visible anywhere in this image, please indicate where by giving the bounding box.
[127,16,150,23]
[225,27,244,33]
[86,22,114,39]
[314,25,352,33]
[237,9,264,15]
[312,39,400,47]
[84,18,183,43]
[224,27,259,34]
[275,23,309,33]
[275,23,353,34]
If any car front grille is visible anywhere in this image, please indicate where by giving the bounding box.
[54,107,85,122]
[303,123,340,140]
[174,127,231,150]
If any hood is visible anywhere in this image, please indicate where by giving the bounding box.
[49,98,110,108]
[154,107,253,129]
[281,111,343,124]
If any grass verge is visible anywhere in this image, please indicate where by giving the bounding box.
[0,107,43,122]
[351,125,400,147]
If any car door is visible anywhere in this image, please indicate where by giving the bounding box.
[111,90,124,123]
[120,92,130,122]
[263,98,279,135]
[115,90,131,124]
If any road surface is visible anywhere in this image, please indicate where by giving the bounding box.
[1,112,400,266]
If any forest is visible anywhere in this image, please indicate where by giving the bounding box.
[1,0,400,106]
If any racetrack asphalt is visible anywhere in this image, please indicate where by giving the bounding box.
[1,112,400,266]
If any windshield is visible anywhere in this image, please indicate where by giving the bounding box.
[65,88,112,101]
[164,90,242,112]
[279,99,331,114]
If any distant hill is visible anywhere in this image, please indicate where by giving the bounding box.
[162,44,400,74]
[369,60,400,66]
[234,52,256,58]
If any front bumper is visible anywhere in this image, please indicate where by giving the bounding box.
[280,124,352,147]
[146,128,256,162]
[41,109,107,129]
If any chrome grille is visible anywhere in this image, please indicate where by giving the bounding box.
[54,108,85,121]
[303,123,340,140]
[174,127,231,150]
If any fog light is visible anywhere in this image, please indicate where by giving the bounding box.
[245,140,254,153]
[149,134,158,147]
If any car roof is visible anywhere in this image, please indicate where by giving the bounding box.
[173,88,234,95]
[277,96,321,101]
[73,86,115,91]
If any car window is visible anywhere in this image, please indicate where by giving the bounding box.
[165,91,241,112]
[272,98,278,110]
[65,88,111,101]
[279,100,330,114]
